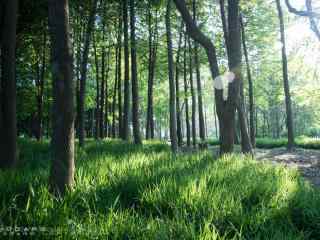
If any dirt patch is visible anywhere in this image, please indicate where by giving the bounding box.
[255,148,320,187]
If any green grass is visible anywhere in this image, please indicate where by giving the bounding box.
[207,136,320,150]
[1,139,320,239]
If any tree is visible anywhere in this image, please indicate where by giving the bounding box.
[285,0,320,41]
[129,0,142,144]
[192,0,206,147]
[219,0,252,154]
[166,0,178,152]
[276,0,295,150]
[122,0,130,141]
[173,0,241,154]
[240,15,255,148]
[188,37,197,148]
[78,0,98,147]
[175,22,183,146]
[146,3,158,140]
[183,33,191,147]
[35,28,47,141]
[0,0,18,168]
[48,0,75,194]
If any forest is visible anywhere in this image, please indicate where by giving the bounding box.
[1,0,320,238]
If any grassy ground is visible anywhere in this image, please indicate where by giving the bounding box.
[1,139,320,239]
[207,136,320,150]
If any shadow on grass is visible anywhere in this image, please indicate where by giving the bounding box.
[2,139,320,239]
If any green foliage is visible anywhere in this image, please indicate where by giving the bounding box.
[255,137,320,150]
[1,139,320,239]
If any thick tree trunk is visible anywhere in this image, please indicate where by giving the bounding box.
[174,0,239,154]
[129,0,142,144]
[276,0,295,150]
[183,34,191,147]
[78,0,98,147]
[240,15,255,148]
[0,0,18,168]
[48,0,75,194]
[122,0,130,140]
[166,0,178,152]
[219,0,252,154]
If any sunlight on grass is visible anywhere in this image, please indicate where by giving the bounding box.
[0,139,320,239]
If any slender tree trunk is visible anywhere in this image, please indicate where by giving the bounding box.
[146,6,158,140]
[48,0,75,194]
[112,46,118,138]
[166,0,178,152]
[240,15,255,148]
[122,0,130,140]
[175,22,183,146]
[99,46,106,139]
[78,0,98,147]
[0,0,18,168]
[276,0,295,150]
[35,29,46,141]
[192,0,206,147]
[183,33,191,147]
[93,32,100,139]
[129,0,142,144]
[117,7,123,138]
[188,37,197,147]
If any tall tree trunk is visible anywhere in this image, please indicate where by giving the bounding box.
[0,0,18,168]
[35,29,46,141]
[122,0,130,140]
[117,6,123,138]
[78,0,98,147]
[192,0,206,146]
[99,46,106,139]
[48,0,75,194]
[240,15,255,148]
[219,0,252,154]
[175,22,183,146]
[129,0,142,144]
[93,32,100,139]
[112,46,118,138]
[276,0,295,150]
[166,0,178,152]
[188,37,197,147]
[146,6,158,140]
[183,33,191,147]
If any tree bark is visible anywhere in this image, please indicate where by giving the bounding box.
[192,0,206,147]
[117,5,123,138]
[183,33,191,147]
[276,0,295,150]
[122,0,130,140]
[188,37,197,148]
[129,0,142,144]
[166,0,178,152]
[93,32,100,139]
[35,29,46,141]
[0,0,18,168]
[78,0,98,147]
[173,0,242,154]
[48,0,75,194]
[146,5,158,140]
[240,15,255,148]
